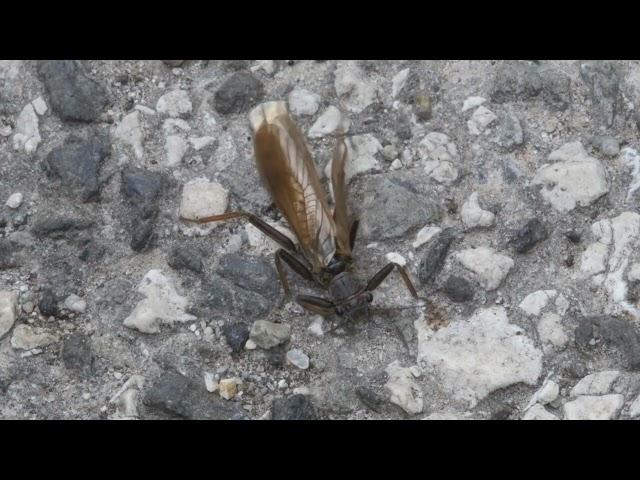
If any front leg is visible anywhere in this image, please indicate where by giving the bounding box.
[275,249,314,297]
[296,294,346,334]
[365,262,421,300]
[182,211,297,252]
[296,294,336,316]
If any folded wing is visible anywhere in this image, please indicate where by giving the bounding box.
[330,137,352,257]
[250,101,336,271]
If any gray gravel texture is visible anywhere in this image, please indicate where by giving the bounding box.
[2,60,640,420]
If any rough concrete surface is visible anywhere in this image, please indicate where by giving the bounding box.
[2,59,640,420]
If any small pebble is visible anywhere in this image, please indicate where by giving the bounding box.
[385,252,407,267]
[286,349,310,370]
[308,317,324,336]
[382,144,398,161]
[5,193,23,209]
[219,378,238,400]
[64,294,86,313]
[32,97,48,116]
[204,372,218,393]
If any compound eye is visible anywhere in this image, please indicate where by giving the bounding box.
[335,306,344,317]
[366,292,373,303]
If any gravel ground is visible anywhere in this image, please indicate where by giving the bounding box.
[2,59,640,420]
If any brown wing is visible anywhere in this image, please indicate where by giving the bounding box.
[250,101,336,271]
[330,137,352,257]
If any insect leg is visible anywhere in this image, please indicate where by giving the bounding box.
[275,249,314,297]
[296,294,336,316]
[365,263,420,299]
[349,219,360,251]
[182,211,296,252]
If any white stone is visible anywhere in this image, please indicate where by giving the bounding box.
[522,404,559,420]
[0,124,11,137]
[334,61,377,113]
[419,132,459,185]
[165,135,189,167]
[179,177,228,221]
[518,290,557,316]
[532,141,609,212]
[608,212,640,275]
[629,394,640,418]
[461,96,487,112]
[31,96,47,115]
[391,68,410,98]
[382,144,398,161]
[580,212,640,317]
[563,394,624,420]
[286,349,310,370]
[114,111,144,159]
[424,160,458,185]
[12,103,41,154]
[418,132,458,163]
[10,324,59,350]
[308,106,350,138]
[308,316,324,336]
[246,221,295,254]
[537,313,568,349]
[571,370,620,397]
[64,294,86,313]
[629,263,640,281]
[5,192,23,209]
[204,372,218,393]
[621,147,640,202]
[156,89,192,117]
[324,134,381,185]
[288,88,321,116]
[415,306,543,407]
[123,269,196,334]
[113,389,140,419]
[467,106,497,135]
[0,291,18,339]
[526,379,560,410]
[580,242,609,276]
[454,247,514,291]
[385,360,424,415]
[385,252,406,267]
[390,159,403,170]
[606,217,640,315]
[412,226,442,249]
[460,192,495,229]
[189,136,215,151]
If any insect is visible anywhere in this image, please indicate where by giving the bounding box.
[183,101,422,330]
